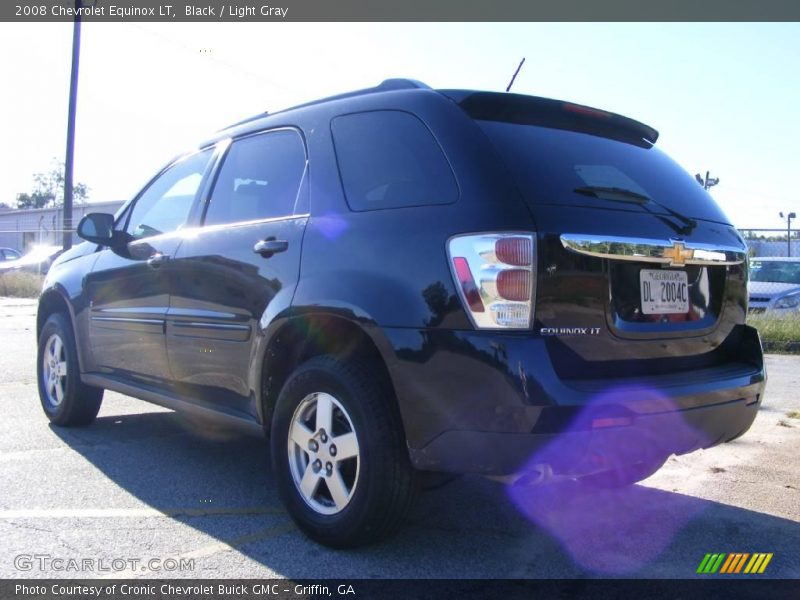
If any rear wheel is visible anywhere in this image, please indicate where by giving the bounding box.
[37,313,103,426]
[271,355,415,548]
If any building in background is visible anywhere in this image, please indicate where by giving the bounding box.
[0,201,124,252]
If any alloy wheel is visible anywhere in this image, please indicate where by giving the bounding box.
[287,392,361,515]
[42,333,68,407]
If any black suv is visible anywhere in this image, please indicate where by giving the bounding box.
[37,79,765,547]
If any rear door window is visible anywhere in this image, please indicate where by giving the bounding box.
[204,129,306,225]
[331,110,458,211]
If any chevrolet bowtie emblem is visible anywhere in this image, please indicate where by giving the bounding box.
[662,241,694,266]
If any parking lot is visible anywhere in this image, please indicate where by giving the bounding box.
[1,297,798,579]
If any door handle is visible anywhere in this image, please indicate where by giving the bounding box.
[253,239,288,257]
[147,253,170,268]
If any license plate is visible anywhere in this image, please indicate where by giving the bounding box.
[639,269,689,314]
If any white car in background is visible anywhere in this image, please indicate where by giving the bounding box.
[748,257,800,314]
[0,247,21,263]
[0,245,63,274]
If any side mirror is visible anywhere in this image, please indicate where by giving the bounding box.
[77,213,116,246]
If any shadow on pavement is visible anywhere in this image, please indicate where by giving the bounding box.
[51,410,800,578]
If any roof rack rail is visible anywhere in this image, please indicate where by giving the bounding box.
[222,111,270,131]
[275,78,431,114]
[219,78,430,132]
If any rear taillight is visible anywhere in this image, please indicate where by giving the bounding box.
[447,233,536,329]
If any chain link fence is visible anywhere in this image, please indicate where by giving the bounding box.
[1,210,798,350]
[740,228,800,352]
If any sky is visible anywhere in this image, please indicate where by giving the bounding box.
[0,22,798,228]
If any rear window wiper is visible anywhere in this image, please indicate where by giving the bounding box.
[573,185,697,235]
[573,185,650,203]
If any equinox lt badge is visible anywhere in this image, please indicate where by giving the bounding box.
[540,327,601,336]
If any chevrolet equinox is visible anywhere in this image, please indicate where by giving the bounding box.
[36,79,766,547]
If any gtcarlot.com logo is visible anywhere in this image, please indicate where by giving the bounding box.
[14,554,195,572]
[697,552,773,574]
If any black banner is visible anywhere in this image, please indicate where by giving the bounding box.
[1,579,797,600]
[4,0,800,23]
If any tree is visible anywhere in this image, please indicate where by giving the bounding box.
[16,160,89,209]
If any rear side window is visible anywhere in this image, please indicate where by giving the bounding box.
[204,129,306,226]
[478,120,730,224]
[331,110,458,211]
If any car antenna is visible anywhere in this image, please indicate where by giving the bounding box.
[505,57,526,92]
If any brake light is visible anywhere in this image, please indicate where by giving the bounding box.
[452,257,484,313]
[497,269,531,301]
[562,103,612,119]
[495,237,533,266]
[448,233,536,329]
[591,416,633,429]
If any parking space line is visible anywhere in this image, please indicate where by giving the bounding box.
[99,521,297,579]
[0,506,285,519]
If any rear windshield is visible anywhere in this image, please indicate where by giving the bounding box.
[477,120,730,224]
[750,260,800,284]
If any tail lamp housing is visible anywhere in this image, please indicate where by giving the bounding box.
[447,233,536,329]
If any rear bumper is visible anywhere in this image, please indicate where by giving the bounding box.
[383,324,765,476]
[408,394,761,476]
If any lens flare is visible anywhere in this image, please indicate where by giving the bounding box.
[315,212,348,241]
[506,385,712,574]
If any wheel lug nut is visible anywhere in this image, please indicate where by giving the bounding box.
[309,440,319,452]
[320,432,328,443]
[329,445,337,457]
[326,462,333,473]
[313,459,322,472]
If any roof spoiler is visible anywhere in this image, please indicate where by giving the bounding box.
[442,90,659,146]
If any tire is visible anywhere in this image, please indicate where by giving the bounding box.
[37,312,103,427]
[271,355,416,548]
[578,456,667,489]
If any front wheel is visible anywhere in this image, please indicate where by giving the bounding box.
[271,356,415,548]
[37,313,103,426]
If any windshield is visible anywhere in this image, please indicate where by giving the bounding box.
[477,120,731,224]
[750,260,800,284]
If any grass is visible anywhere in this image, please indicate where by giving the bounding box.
[747,312,800,353]
[787,411,800,420]
[0,271,45,298]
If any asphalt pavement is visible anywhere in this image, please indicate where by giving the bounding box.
[1,298,798,579]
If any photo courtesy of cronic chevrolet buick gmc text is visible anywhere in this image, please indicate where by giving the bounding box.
[36,79,766,547]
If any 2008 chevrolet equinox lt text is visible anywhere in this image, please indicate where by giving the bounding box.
[36,79,766,547]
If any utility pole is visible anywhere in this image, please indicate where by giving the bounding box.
[63,0,83,251]
[780,211,796,257]
[694,171,720,191]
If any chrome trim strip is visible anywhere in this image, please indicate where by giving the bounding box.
[560,234,746,267]
[90,317,163,325]
[172,322,250,331]
[95,307,164,315]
